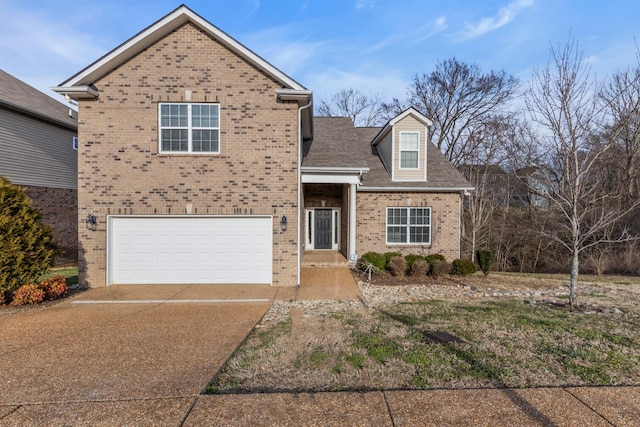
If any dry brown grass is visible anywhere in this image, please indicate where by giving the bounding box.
[211,274,640,394]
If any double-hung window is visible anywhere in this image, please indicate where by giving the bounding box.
[399,131,419,169]
[386,207,431,244]
[159,103,220,153]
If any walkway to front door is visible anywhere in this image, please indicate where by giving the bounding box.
[302,251,350,267]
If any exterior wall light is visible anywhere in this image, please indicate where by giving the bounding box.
[85,214,97,231]
[280,215,287,232]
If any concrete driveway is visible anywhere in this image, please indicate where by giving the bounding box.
[0,284,276,425]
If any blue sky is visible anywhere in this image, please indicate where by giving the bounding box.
[1,0,639,106]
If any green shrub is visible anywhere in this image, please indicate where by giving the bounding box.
[404,255,425,268]
[424,254,446,266]
[0,177,57,300]
[40,275,68,300]
[410,259,429,276]
[476,250,495,276]
[424,254,447,275]
[359,252,386,272]
[451,259,477,276]
[10,283,45,306]
[387,256,407,277]
[383,252,402,267]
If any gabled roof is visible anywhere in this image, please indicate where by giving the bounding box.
[370,107,432,147]
[305,116,472,192]
[0,69,77,130]
[52,4,307,98]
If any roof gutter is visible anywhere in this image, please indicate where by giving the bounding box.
[278,89,313,140]
[51,85,99,100]
[301,166,369,174]
[276,89,312,102]
[0,99,77,131]
[358,186,475,193]
[296,97,313,287]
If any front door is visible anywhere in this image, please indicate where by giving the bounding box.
[314,209,332,249]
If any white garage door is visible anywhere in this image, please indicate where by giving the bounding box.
[108,216,272,285]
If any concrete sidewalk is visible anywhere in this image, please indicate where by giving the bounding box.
[2,386,638,425]
[2,274,639,426]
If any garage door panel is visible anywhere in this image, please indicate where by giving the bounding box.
[109,216,273,285]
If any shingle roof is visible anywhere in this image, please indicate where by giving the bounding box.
[302,117,368,168]
[304,116,472,191]
[0,69,77,129]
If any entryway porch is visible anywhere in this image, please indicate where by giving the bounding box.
[301,251,350,267]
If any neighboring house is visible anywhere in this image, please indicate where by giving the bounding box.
[513,167,552,209]
[458,164,512,207]
[0,69,78,261]
[52,5,471,287]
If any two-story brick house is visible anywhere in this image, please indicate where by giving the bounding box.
[53,5,471,288]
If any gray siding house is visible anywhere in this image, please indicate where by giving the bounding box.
[0,69,78,261]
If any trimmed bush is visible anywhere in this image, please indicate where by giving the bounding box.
[0,177,56,300]
[431,260,450,278]
[404,255,425,268]
[425,254,446,266]
[40,275,68,300]
[383,252,402,267]
[424,254,447,276]
[410,259,429,276]
[359,252,386,272]
[476,250,495,276]
[10,283,46,306]
[451,258,477,276]
[387,256,407,277]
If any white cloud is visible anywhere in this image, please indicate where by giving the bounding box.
[367,16,448,52]
[413,16,449,43]
[461,0,535,39]
[355,0,378,9]
[241,25,325,75]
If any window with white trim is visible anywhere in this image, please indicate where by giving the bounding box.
[386,207,431,244]
[159,103,220,153]
[399,131,419,169]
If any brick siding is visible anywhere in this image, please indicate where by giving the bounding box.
[23,185,78,263]
[356,191,461,260]
[77,23,299,287]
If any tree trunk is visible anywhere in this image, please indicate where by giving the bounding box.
[569,248,580,308]
[471,228,476,262]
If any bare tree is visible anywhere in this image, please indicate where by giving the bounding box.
[459,116,520,260]
[316,88,386,127]
[400,58,520,166]
[600,65,640,202]
[525,37,640,308]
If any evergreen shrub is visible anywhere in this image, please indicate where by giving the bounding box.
[451,258,477,276]
[0,177,57,300]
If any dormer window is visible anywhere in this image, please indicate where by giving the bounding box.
[399,131,419,169]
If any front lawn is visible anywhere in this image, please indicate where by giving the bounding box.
[210,274,640,393]
[40,267,78,287]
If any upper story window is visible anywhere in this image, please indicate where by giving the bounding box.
[399,131,419,169]
[386,207,431,245]
[159,103,220,154]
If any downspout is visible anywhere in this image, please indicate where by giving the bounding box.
[297,99,313,287]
